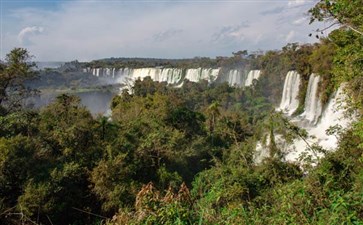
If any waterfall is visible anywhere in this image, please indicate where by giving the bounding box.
[279,71,301,116]
[112,68,116,78]
[159,68,184,84]
[185,68,220,83]
[312,85,351,149]
[87,66,222,85]
[185,68,200,82]
[104,68,111,76]
[127,68,184,84]
[245,70,261,86]
[116,68,132,84]
[300,74,322,125]
[220,69,261,87]
[285,85,352,161]
[87,66,262,89]
[225,70,243,86]
[256,73,353,163]
[201,68,220,82]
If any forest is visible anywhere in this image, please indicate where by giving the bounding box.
[0,0,363,224]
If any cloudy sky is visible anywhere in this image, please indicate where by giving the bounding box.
[0,0,322,61]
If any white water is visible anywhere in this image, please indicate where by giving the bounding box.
[300,74,322,125]
[159,68,184,84]
[185,68,220,83]
[129,68,162,81]
[221,69,261,87]
[224,70,244,86]
[86,67,263,89]
[256,72,353,163]
[87,67,221,85]
[279,71,301,116]
[245,70,261,87]
[127,68,184,85]
[285,85,352,161]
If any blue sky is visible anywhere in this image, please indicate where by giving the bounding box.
[0,0,322,61]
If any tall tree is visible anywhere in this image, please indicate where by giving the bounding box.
[309,0,363,36]
[0,48,38,113]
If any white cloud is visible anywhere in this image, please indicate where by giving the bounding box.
[212,21,249,44]
[17,26,44,45]
[2,0,320,61]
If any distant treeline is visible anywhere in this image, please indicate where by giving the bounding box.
[82,51,262,69]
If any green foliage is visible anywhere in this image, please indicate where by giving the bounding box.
[38,94,101,166]
[0,136,38,207]
[309,0,363,110]
[309,0,363,36]
[91,154,139,213]
[0,48,38,113]
[0,110,39,137]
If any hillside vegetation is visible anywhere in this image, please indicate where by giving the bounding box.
[0,0,362,224]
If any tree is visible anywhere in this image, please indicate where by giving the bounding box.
[232,50,248,58]
[207,101,221,134]
[309,0,363,36]
[0,48,38,113]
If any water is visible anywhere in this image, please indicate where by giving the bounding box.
[86,67,262,87]
[286,85,352,160]
[257,72,353,163]
[224,69,245,86]
[245,70,261,87]
[300,74,322,125]
[184,68,220,83]
[278,71,300,116]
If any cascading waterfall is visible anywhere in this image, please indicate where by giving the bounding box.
[184,68,199,82]
[220,69,261,87]
[159,68,184,84]
[279,71,301,116]
[202,68,220,82]
[245,70,261,86]
[307,85,351,150]
[116,68,133,84]
[112,68,116,78]
[300,74,322,125]
[89,68,125,79]
[256,73,353,163]
[130,68,162,81]
[105,68,111,76]
[285,85,352,161]
[224,70,244,86]
[185,68,220,83]
[127,68,184,84]
[85,67,262,88]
